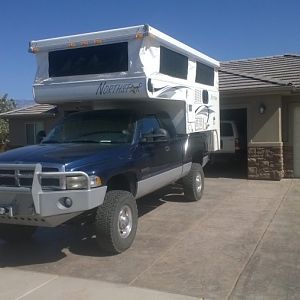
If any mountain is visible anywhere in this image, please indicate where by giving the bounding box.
[14,99,35,108]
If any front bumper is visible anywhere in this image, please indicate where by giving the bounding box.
[0,163,107,227]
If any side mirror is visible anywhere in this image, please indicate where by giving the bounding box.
[141,128,169,143]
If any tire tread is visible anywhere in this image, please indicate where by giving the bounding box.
[182,163,204,201]
[95,190,137,254]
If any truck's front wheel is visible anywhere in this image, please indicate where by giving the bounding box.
[182,163,204,201]
[95,190,138,254]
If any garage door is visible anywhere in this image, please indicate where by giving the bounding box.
[294,106,300,177]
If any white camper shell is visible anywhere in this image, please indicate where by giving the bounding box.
[30,24,220,139]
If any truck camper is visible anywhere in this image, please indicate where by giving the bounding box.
[0,25,220,253]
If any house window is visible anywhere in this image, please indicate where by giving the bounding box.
[160,46,188,79]
[48,42,128,77]
[25,122,44,145]
[196,62,215,86]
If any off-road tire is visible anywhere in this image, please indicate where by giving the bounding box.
[0,224,37,243]
[182,163,204,201]
[95,190,138,254]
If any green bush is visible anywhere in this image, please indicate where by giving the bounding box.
[0,94,16,143]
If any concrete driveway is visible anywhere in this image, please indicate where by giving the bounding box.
[0,176,300,299]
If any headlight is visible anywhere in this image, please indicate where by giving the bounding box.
[66,175,102,190]
[66,176,88,190]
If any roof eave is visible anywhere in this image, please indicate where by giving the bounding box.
[0,113,56,119]
[220,85,295,97]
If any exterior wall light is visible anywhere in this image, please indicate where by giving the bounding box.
[259,103,266,114]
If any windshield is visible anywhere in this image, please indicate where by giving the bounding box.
[43,110,136,144]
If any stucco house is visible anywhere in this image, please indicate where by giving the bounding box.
[1,54,300,180]
[219,54,300,180]
[0,104,61,148]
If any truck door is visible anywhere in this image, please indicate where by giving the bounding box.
[139,114,182,179]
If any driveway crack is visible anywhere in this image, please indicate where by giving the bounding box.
[15,275,59,300]
[226,180,294,300]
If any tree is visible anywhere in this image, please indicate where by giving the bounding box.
[0,94,16,143]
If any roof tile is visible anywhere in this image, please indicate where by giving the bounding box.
[0,104,56,118]
[220,54,300,93]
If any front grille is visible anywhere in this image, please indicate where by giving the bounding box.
[19,178,33,186]
[0,177,15,186]
[0,169,18,187]
[0,170,14,175]
[0,165,61,189]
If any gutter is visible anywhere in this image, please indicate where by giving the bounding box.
[220,86,295,97]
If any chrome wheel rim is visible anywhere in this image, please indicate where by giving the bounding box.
[118,205,133,239]
[195,174,202,194]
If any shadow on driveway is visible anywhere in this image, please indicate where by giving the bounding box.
[0,185,186,267]
[205,156,248,179]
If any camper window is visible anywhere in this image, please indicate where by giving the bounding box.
[196,62,214,86]
[48,42,128,77]
[159,46,188,80]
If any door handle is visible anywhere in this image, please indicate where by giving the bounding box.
[165,146,170,152]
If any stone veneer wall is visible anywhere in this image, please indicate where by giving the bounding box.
[248,146,284,180]
[283,145,294,178]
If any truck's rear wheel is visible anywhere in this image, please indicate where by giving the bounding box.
[95,190,138,254]
[182,163,204,201]
[0,224,37,243]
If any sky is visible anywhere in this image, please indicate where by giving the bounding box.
[1,0,300,100]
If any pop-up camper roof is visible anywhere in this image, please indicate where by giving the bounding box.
[30,25,219,104]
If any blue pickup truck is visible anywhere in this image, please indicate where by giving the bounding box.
[0,109,207,253]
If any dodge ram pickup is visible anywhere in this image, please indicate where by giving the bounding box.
[0,109,206,253]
